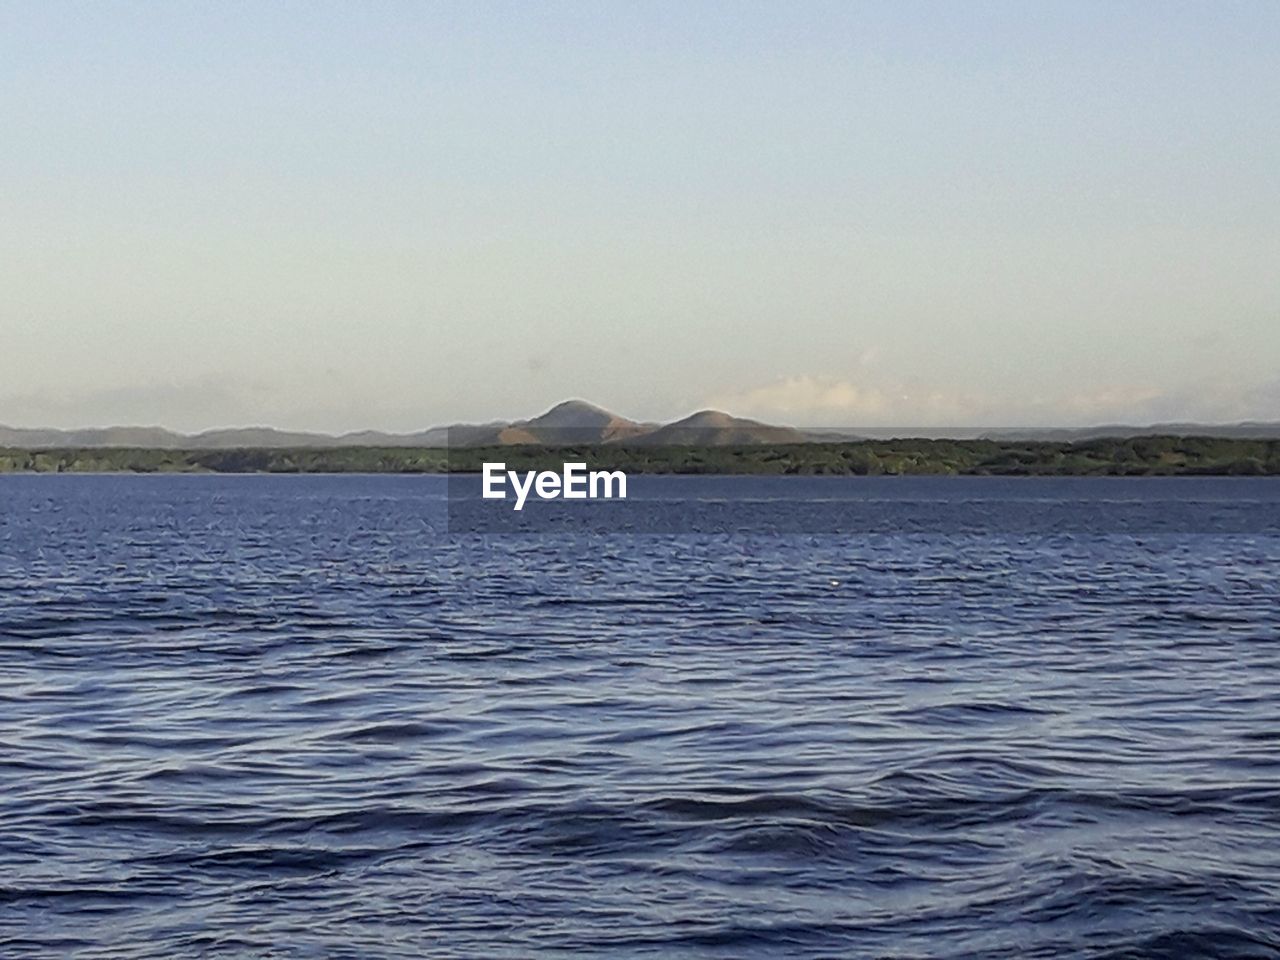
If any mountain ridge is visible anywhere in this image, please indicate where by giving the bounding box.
[2,400,1279,448]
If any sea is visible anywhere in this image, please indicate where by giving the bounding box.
[1,474,1278,958]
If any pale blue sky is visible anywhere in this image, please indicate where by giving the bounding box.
[2,1,1277,430]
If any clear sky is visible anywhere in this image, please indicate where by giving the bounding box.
[2,1,1277,431]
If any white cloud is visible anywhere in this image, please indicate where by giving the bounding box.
[706,374,1280,427]
[708,376,889,419]
[707,375,993,426]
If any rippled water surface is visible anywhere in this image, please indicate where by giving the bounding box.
[2,475,1279,958]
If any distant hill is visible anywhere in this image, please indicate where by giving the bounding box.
[497,399,653,445]
[189,427,343,448]
[632,410,808,446]
[3,402,1279,449]
[0,425,189,448]
[979,422,1280,442]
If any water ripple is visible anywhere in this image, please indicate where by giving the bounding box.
[2,475,1279,958]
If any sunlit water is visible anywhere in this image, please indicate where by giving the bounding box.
[2,475,1279,958]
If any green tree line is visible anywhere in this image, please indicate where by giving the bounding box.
[2,436,1279,476]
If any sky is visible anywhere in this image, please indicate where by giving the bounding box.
[1,0,1278,431]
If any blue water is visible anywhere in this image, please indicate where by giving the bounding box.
[2,475,1279,959]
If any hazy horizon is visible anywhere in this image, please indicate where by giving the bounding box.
[5,393,1280,440]
[3,1,1278,432]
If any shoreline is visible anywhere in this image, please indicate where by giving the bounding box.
[2,436,1279,477]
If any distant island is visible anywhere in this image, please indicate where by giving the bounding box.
[0,410,1277,475]
[2,400,1279,475]
[0,399,807,450]
[6,399,1280,450]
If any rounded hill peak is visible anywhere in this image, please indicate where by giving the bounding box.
[675,410,737,428]
[528,399,624,429]
[542,399,611,416]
